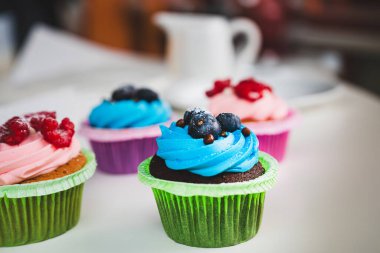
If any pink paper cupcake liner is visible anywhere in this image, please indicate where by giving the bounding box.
[245,109,300,162]
[90,137,157,174]
[256,131,289,162]
[80,120,175,174]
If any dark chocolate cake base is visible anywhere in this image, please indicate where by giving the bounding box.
[149,155,265,184]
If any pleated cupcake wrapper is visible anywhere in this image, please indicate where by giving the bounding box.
[0,150,96,247]
[153,189,266,248]
[256,131,290,162]
[0,184,84,247]
[245,108,300,135]
[90,137,157,174]
[138,152,278,247]
[244,109,300,163]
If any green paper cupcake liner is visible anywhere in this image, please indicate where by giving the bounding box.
[153,189,266,248]
[0,149,96,247]
[138,152,278,248]
[0,184,83,247]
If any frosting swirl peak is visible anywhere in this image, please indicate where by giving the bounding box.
[89,100,172,129]
[157,123,259,177]
[0,132,81,186]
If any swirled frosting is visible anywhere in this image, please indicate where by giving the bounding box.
[156,123,259,177]
[0,132,81,186]
[89,100,172,129]
[209,89,288,121]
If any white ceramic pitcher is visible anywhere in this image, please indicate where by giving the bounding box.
[154,12,262,80]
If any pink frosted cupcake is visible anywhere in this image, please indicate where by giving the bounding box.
[80,85,173,174]
[0,112,96,246]
[206,78,299,162]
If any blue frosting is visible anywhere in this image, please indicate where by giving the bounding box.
[89,100,172,129]
[156,122,259,177]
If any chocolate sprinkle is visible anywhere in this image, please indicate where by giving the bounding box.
[242,127,251,137]
[176,119,185,128]
[203,134,214,145]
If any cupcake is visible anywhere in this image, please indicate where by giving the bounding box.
[80,85,172,174]
[206,78,299,162]
[138,109,278,248]
[0,112,96,247]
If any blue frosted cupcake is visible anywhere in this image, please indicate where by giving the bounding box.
[81,85,172,174]
[139,109,279,247]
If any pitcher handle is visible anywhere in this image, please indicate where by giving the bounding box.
[230,18,262,65]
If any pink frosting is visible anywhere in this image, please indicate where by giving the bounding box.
[244,108,300,135]
[209,88,289,121]
[0,132,81,186]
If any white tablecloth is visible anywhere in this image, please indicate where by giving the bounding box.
[1,59,379,253]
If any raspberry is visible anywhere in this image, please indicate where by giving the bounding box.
[25,111,56,131]
[41,117,59,132]
[60,118,74,131]
[234,78,272,102]
[41,117,75,148]
[205,79,231,97]
[0,117,30,145]
[43,129,73,148]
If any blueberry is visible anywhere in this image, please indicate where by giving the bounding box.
[183,111,193,125]
[111,85,136,101]
[188,112,221,139]
[135,88,159,102]
[216,113,241,132]
[184,108,206,125]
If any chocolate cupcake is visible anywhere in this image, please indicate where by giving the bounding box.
[0,112,96,247]
[138,109,278,248]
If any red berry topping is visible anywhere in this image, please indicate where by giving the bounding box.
[25,111,56,131]
[205,79,232,97]
[60,118,75,131]
[40,117,75,148]
[234,78,272,102]
[42,128,73,148]
[0,111,75,148]
[0,117,30,145]
[41,117,59,132]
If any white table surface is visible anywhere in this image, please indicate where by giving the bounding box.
[1,59,380,253]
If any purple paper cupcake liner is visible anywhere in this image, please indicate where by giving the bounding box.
[90,137,157,174]
[256,131,289,162]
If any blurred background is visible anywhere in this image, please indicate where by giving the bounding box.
[0,0,379,95]
[1,2,380,253]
